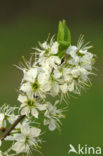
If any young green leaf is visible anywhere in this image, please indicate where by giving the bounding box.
[57,20,71,58]
[57,20,71,48]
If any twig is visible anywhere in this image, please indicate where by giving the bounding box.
[0,115,25,140]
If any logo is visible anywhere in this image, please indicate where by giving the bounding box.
[68,144,102,155]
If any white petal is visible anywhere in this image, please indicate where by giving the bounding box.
[42,41,49,49]
[37,104,47,111]
[50,42,59,54]
[23,68,37,82]
[13,134,25,141]
[20,82,32,93]
[54,100,59,105]
[21,125,30,136]
[60,83,68,94]
[54,69,62,79]
[68,82,74,92]
[17,94,27,103]
[8,115,18,124]
[47,103,54,112]
[51,82,59,96]
[21,107,30,116]
[0,114,5,128]
[12,141,26,153]
[5,135,14,141]
[41,81,51,92]
[0,114,4,121]
[20,103,26,109]
[71,67,81,78]
[49,119,56,131]
[69,56,80,65]
[44,110,50,118]
[48,56,61,68]
[38,72,49,85]
[30,127,41,137]
[79,49,87,54]
[44,119,49,125]
[66,45,78,57]
[0,140,2,146]
[31,108,39,118]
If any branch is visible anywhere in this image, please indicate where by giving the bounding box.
[0,115,25,140]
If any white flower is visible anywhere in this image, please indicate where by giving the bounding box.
[38,39,59,56]
[44,102,64,131]
[66,39,94,71]
[18,94,47,118]
[20,68,51,98]
[12,124,41,154]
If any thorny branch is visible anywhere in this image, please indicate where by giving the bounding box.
[0,115,25,140]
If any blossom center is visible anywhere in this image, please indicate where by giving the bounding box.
[32,81,40,91]
[26,99,35,107]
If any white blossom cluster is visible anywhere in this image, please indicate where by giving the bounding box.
[0,21,96,156]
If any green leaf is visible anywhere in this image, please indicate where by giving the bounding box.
[57,20,71,48]
[57,21,64,43]
[57,20,71,58]
[58,41,70,47]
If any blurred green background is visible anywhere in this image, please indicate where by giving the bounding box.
[0,0,103,156]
